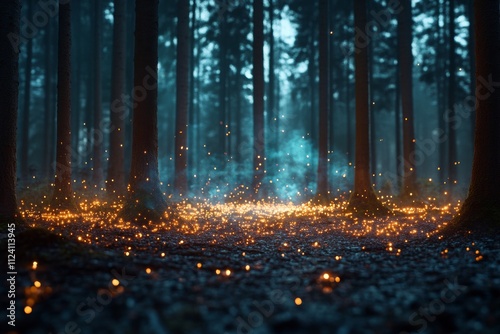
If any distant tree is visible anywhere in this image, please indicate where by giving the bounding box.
[398,0,417,197]
[450,0,500,229]
[120,0,166,223]
[20,0,33,182]
[107,0,127,196]
[347,0,388,215]
[92,0,104,188]
[252,0,265,195]
[174,0,190,196]
[0,0,21,225]
[51,0,75,210]
[315,0,330,201]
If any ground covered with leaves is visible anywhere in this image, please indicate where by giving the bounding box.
[4,200,500,334]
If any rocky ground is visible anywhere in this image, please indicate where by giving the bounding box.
[3,202,500,334]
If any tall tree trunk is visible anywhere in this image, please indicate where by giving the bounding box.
[107,0,127,196]
[451,0,500,229]
[447,0,458,187]
[252,0,265,195]
[71,0,81,172]
[21,0,33,181]
[174,0,190,196]
[188,0,197,186]
[437,0,446,184]
[267,0,276,177]
[92,0,104,188]
[348,0,388,215]
[218,13,228,170]
[51,0,74,210]
[42,16,54,180]
[394,55,402,192]
[316,0,330,200]
[0,0,21,225]
[398,0,417,197]
[120,0,166,223]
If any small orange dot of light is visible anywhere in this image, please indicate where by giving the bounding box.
[34,281,41,288]
[24,306,32,314]
[295,298,302,306]
[112,279,120,286]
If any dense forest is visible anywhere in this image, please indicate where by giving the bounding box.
[1,0,499,333]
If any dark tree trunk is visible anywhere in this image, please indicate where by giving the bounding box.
[188,0,196,185]
[252,0,265,195]
[120,0,166,223]
[348,0,388,215]
[51,0,74,210]
[267,0,276,177]
[451,0,500,229]
[398,0,417,197]
[107,0,127,196]
[0,0,21,225]
[394,56,402,191]
[71,0,81,172]
[42,15,54,180]
[92,0,103,188]
[436,0,446,184]
[218,13,228,170]
[316,0,330,201]
[20,0,33,181]
[174,0,190,196]
[447,0,458,187]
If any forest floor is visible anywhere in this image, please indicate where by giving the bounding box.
[3,198,500,334]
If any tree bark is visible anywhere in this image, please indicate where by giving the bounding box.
[174,0,190,196]
[0,0,21,225]
[252,0,265,195]
[348,0,388,215]
[398,0,417,197]
[451,0,500,229]
[120,0,166,223]
[51,0,75,210]
[316,0,330,201]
